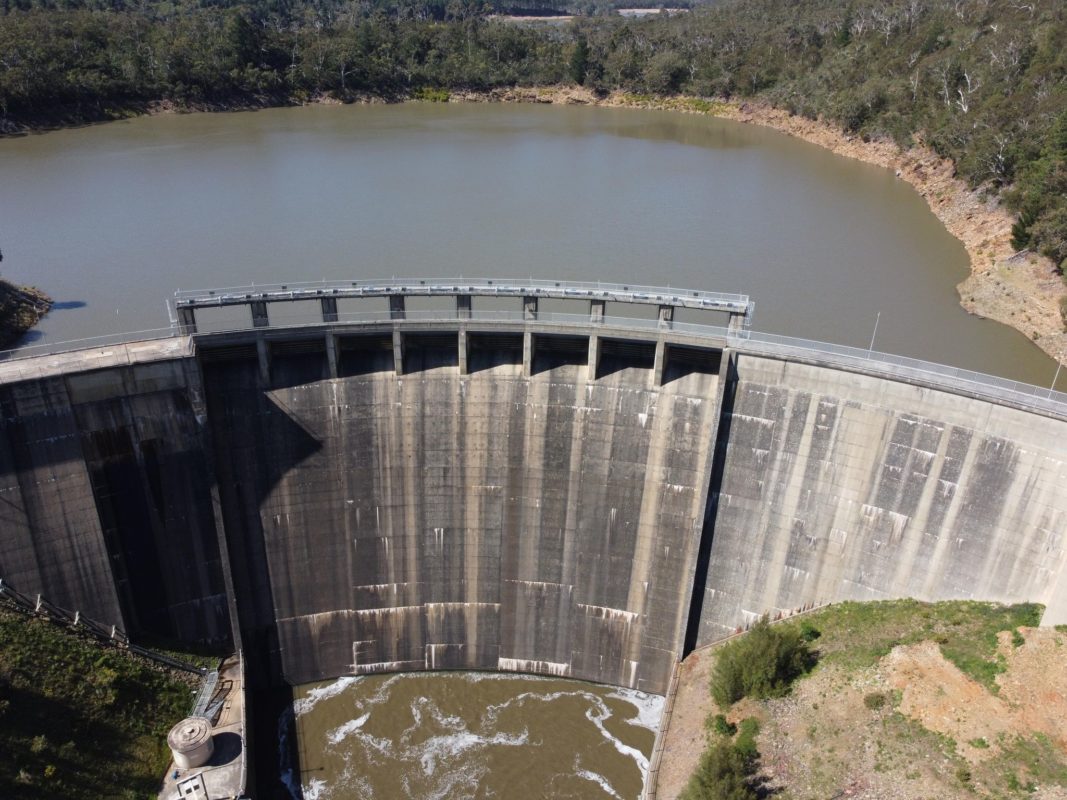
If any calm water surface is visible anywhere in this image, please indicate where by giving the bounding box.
[0,102,1058,384]
[287,672,661,800]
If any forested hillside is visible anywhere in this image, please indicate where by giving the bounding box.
[1,0,1065,268]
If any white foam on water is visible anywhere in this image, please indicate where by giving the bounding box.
[350,731,394,759]
[607,688,665,732]
[404,761,487,800]
[417,729,530,777]
[400,696,466,743]
[576,768,624,799]
[294,676,361,716]
[482,688,600,726]
[326,712,371,745]
[458,670,554,684]
[362,673,404,707]
[586,696,650,775]
[302,777,328,800]
[289,672,653,797]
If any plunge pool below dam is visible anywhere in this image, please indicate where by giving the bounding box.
[286,673,661,800]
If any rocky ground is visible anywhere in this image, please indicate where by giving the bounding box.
[655,602,1067,800]
[0,279,51,350]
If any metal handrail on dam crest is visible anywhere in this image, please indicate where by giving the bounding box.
[0,280,1064,418]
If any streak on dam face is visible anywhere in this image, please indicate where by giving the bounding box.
[203,332,722,693]
[1,315,1067,700]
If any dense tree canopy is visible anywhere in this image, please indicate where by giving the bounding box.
[1,0,1065,265]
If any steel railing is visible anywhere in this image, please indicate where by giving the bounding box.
[1,305,1064,416]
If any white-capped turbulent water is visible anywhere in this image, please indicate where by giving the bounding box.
[284,673,662,799]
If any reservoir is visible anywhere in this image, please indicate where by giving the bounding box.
[0,102,1058,385]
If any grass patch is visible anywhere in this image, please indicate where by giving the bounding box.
[683,601,1061,798]
[682,98,728,115]
[779,599,1041,691]
[986,733,1067,794]
[412,86,450,102]
[0,606,198,800]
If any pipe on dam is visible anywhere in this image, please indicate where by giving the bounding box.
[1,314,1066,697]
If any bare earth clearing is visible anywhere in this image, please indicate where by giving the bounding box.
[655,624,1067,800]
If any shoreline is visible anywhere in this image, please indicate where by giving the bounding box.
[452,86,1067,368]
[6,86,1065,368]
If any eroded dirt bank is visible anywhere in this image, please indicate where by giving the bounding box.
[654,615,1067,800]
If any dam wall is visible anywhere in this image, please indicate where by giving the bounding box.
[202,327,722,693]
[0,350,231,643]
[2,287,1066,694]
[696,353,1067,643]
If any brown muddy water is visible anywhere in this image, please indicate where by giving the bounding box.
[0,102,1059,385]
[285,672,661,799]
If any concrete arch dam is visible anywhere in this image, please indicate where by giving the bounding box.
[2,284,1066,696]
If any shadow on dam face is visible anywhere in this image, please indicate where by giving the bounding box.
[200,348,324,690]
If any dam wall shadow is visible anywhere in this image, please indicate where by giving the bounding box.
[2,321,1066,697]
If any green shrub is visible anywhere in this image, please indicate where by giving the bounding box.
[799,620,821,641]
[970,737,989,749]
[710,617,816,706]
[734,718,760,762]
[709,713,736,737]
[1012,630,1026,648]
[680,740,758,800]
[863,692,887,710]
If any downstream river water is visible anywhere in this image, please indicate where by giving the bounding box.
[287,673,661,800]
[1,103,1061,798]
[0,102,1059,385]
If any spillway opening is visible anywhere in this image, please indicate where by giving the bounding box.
[468,332,523,373]
[531,333,588,374]
[663,344,722,384]
[401,332,459,372]
[597,338,656,379]
[271,338,328,388]
[338,333,394,377]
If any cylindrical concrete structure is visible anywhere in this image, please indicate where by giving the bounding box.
[167,716,214,769]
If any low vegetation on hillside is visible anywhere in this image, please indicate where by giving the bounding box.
[0,606,197,800]
[680,600,1067,800]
